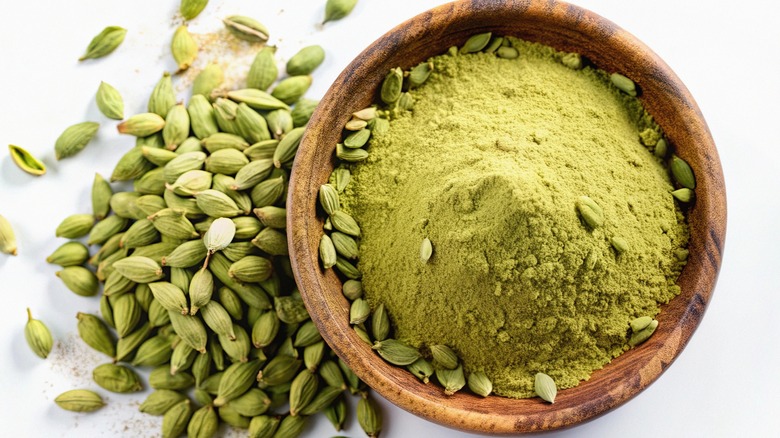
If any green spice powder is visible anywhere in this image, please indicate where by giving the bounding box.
[339,38,689,398]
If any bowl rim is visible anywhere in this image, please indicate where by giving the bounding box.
[288,0,727,434]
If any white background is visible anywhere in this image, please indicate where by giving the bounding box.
[0,0,778,437]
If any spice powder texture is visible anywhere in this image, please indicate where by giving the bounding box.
[339,39,689,398]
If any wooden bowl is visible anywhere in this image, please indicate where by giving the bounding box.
[288,0,726,434]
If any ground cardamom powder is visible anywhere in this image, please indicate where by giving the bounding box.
[339,38,689,398]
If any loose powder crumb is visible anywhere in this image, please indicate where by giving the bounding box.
[340,38,689,398]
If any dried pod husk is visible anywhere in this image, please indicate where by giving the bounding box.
[79,26,126,61]
[172,25,198,73]
[93,363,143,393]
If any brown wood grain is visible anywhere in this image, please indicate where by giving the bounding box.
[287,0,727,434]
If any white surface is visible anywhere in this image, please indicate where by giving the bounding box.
[0,0,777,437]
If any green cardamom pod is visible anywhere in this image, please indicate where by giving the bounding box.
[318,360,346,390]
[148,282,188,315]
[654,138,668,158]
[380,67,403,104]
[191,350,211,387]
[25,308,53,359]
[576,195,604,229]
[357,395,382,438]
[213,97,241,135]
[161,239,207,268]
[349,298,370,325]
[324,397,347,431]
[409,61,434,87]
[230,216,262,240]
[0,214,17,256]
[436,364,465,395]
[90,173,113,220]
[148,73,176,117]
[211,253,272,310]
[345,118,368,131]
[95,81,124,120]
[187,95,219,141]
[187,404,218,438]
[318,184,340,216]
[496,46,519,59]
[79,26,127,61]
[113,293,141,337]
[194,189,242,217]
[162,399,193,438]
[87,215,128,245]
[274,414,307,437]
[218,323,251,363]
[135,283,154,312]
[227,88,289,111]
[163,104,191,150]
[460,32,492,53]
[370,303,390,342]
[247,46,278,91]
[324,0,358,24]
[203,218,236,254]
[263,109,292,140]
[131,242,180,263]
[398,92,414,111]
[629,319,659,347]
[258,355,302,387]
[54,121,100,160]
[293,320,322,348]
[167,169,212,196]
[76,312,116,358]
[610,72,637,96]
[303,340,326,372]
[236,103,272,144]
[251,310,280,348]
[630,316,653,332]
[291,98,319,128]
[47,241,89,267]
[223,15,269,43]
[336,142,369,162]
[373,338,420,366]
[9,144,46,176]
[335,256,361,279]
[134,167,167,196]
[169,340,197,376]
[329,210,360,237]
[200,301,235,341]
[201,370,224,394]
[111,147,155,182]
[407,357,434,383]
[371,117,390,135]
[561,52,582,69]
[169,311,208,353]
[273,294,309,324]
[319,234,337,269]
[272,127,305,169]
[188,268,214,315]
[607,236,628,254]
[534,372,557,403]
[227,388,270,417]
[214,359,263,406]
[670,155,696,189]
[118,219,159,249]
[181,0,209,20]
[352,107,377,121]
[115,322,152,363]
[113,256,164,283]
[271,75,312,105]
[248,415,280,438]
[102,270,135,297]
[342,279,363,300]
[250,174,284,207]
[132,334,174,367]
[286,45,325,76]
[202,132,249,153]
[164,151,207,183]
[250,227,288,256]
[118,113,166,137]
[253,206,286,229]
[289,369,318,416]
[91,232,122,265]
[467,371,493,397]
[148,208,200,240]
[56,266,99,296]
[431,344,458,370]
[172,25,198,73]
[93,363,143,393]
[139,389,186,415]
[54,389,105,412]
[331,232,358,260]
[226,255,272,283]
[150,365,195,390]
[245,140,279,162]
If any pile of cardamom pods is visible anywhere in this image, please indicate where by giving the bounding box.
[28,1,387,438]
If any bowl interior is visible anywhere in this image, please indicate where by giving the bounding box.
[288,0,726,433]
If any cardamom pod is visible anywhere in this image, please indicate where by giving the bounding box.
[324,0,358,24]
[330,168,351,193]
[150,364,195,390]
[318,234,337,270]
[204,217,236,253]
[76,312,116,358]
[344,118,368,131]
[291,98,319,127]
[200,300,236,341]
[329,210,360,237]
[496,46,519,59]
[88,215,128,245]
[214,359,263,406]
[54,389,105,413]
[79,26,127,61]
[436,364,465,395]
[250,174,285,207]
[273,294,309,324]
[407,357,434,384]
[139,389,186,415]
[271,75,312,105]
[192,350,211,386]
[265,109,293,139]
[228,89,289,112]
[148,208,200,240]
[164,151,207,183]
[162,399,193,438]
[181,0,209,19]
[161,239,207,267]
[57,266,100,296]
[93,363,143,393]
[227,255,272,283]
[670,155,696,189]
[113,256,164,283]
[370,303,390,342]
[288,369,318,416]
[112,147,155,182]
[95,81,124,120]
[251,228,288,256]
[291,320,321,348]
[303,340,326,372]
[257,355,302,386]
[336,142,369,162]
[534,372,557,403]
[561,52,582,69]
[380,67,403,104]
[54,121,100,160]
[335,256,361,279]
[113,293,141,337]
[357,395,382,438]
[236,103,272,144]
[409,61,434,87]
[119,218,160,249]
[170,340,197,375]
[286,45,325,76]
[115,322,152,363]
[187,95,219,140]
[460,32,492,53]
[349,298,370,325]
[189,268,215,315]
[163,104,191,150]
[102,270,135,297]
[47,241,89,267]
[654,138,668,158]
[373,338,420,366]
[420,237,433,263]
[272,127,305,168]
[195,189,243,217]
[223,15,269,43]
[148,282,189,315]
[576,195,604,229]
[324,397,347,431]
[247,46,278,91]
[132,334,174,367]
[118,113,166,137]
[8,144,46,176]
[187,404,218,438]
[251,310,280,348]
[172,25,198,73]
[430,344,458,370]
[629,319,659,346]
[169,311,208,353]
[248,415,280,438]
[467,371,493,397]
[25,308,53,359]
[610,72,637,96]
[352,107,377,121]
[253,206,286,229]
[0,214,18,255]
[342,279,363,300]
[273,415,307,438]
[218,323,251,363]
